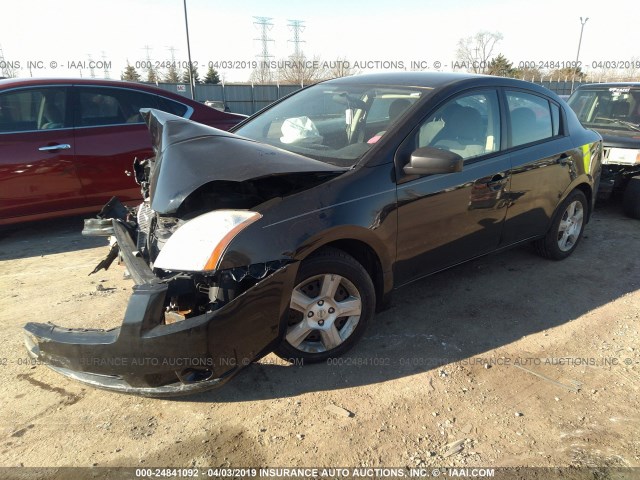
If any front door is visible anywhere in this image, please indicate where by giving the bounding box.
[0,86,84,222]
[394,89,511,285]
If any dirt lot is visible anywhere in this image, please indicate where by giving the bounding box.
[0,202,639,474]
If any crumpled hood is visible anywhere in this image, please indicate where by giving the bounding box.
[140,109,347,215]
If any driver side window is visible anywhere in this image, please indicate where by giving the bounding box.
[417,90,501,161]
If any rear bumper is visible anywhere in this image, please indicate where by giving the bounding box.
[23,220,295,396]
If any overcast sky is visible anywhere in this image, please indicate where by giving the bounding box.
[1,0,637,82]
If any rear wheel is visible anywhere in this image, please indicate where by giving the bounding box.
[622,176,640,219]
[535,189,587,260]
[274,248,375,363]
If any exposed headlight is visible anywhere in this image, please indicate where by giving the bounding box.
[605,148,640,165]
[154,210,261,272]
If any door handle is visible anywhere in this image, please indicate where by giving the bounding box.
[38,144,71,152]
[485,174,507,188]
[557,154,570,166]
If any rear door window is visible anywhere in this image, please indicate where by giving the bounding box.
[506,91,556,147]
[75,87,190,127]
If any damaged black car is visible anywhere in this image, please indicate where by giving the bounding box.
[24,72,602,396]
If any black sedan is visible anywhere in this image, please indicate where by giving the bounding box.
[24,72,602,396]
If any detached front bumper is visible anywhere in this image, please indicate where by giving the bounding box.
[24,220,295,396]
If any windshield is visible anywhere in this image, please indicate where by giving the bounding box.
[234,83,428,167]
[567,87,640,132]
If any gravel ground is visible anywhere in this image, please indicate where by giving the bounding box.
[0,202,638,474]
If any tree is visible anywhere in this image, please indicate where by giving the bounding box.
[203,65,220,84]
[121,62,141,82]
[276,54,326,86]
[512,66,544,81]
[164,64,181,83]
[455,31,503,74]
[249,66,274,84]
[0,43,19,78]
[487,54,514,77]
[621,57,639,82]
[146,66,158,84]
[181,64,200,84]
[547,67,586,81]
[324,57,361,79]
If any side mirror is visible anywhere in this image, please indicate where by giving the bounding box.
[403,146,463,175]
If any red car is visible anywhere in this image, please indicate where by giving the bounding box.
[0,78,245,225]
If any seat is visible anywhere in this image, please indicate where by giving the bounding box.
[432,106,486,158]
[41,102,64,129]
[611,101,630,119]
[367,98,412,143]
[388,98,411,121]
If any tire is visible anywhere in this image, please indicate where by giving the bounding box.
[534,189,588,261]
[274,247,375,363]
[622,176,640,219]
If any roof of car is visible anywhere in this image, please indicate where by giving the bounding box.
[575,82,640,89]
[324,71,533,88]
[0,77,193,98]
[321,72,567,104]
[0,77,154,87]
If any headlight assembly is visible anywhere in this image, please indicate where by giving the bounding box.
[153,210,261,272]
[605,148,640,165]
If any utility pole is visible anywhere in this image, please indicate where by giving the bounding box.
[253,16,274,83]
[142,45,154,82]
[183,0,195,99]
[287,19,305,57]
[87,54,96,78]
[101,51,110,79]
[572,17,589,92]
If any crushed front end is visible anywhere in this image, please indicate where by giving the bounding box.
[21,109,348,396]
[24,208,296,396]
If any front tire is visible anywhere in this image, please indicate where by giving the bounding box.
[623,176,640,219]
[535,189,588,260]
[274,248,375,363]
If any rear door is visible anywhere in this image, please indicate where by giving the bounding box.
[71,86,167,207]
[499,90,576,245]
[0,85,84,222]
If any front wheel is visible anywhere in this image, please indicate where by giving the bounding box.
[274,248,375,363]
[535,189,588,260]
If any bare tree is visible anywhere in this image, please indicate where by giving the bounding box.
[512,66,543,81]
[455,31,503,74]
[324,57,361,79]
[622,57,639,82]
[249,64,274,84]
[547,67,586,81]
[0,44,19,78]
[276,54,326,86]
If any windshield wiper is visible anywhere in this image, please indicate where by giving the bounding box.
[592,117,640,132]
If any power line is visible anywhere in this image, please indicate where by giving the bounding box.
[87,53,95,78]
[253,16,274,80]
[102,51,110,79]
[287,19,305,57]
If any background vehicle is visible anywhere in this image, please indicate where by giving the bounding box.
[25,73,602,395]
[0,78,245,225]
[567,83,640,218]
